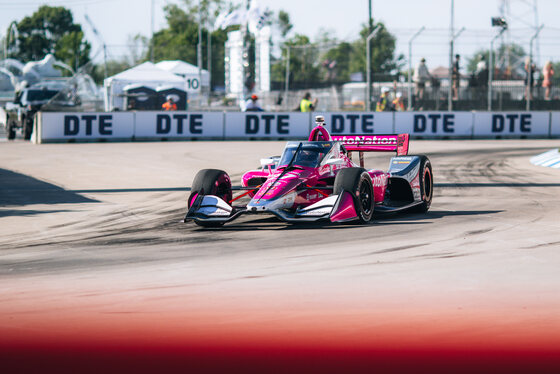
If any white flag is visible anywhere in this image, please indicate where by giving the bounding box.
[247,0,271,34]
[214,9,247,30]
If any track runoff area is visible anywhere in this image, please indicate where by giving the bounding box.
[1,135,560,372]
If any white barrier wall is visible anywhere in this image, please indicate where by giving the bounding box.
[395,112,473,137]
[317,112,393,135]
[135,111,223,139]
[550,112,560,136]
[224,112,310,138]
[39,112,135,141]
[35,111,560,143]
[473,112,550,137]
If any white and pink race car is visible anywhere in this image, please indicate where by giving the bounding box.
[185,117,433,227]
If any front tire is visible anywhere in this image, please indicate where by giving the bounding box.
[188,169,232,227]
[412,156,433,213]
[333,168,374,223]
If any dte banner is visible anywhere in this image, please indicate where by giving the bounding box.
[394,112,473,136]
[473,112,550,137]
[317,112,393,134]
[134,112,223,138]
[40,112,134,140]
[224,112,310,138]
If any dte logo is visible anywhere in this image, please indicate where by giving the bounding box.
[413,114,455,133]
[492,114,531,133]
[245,114,289,134]
[64,115,113,136]
[330,114,374,134]
[156,114,203,134]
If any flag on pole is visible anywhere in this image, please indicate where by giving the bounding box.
[247,0,271,34]
[214,8,247,30]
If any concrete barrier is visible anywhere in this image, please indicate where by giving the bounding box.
[33,110,560,143]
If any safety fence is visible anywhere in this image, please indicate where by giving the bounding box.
[33,110,560,144]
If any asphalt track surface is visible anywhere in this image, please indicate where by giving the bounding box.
[1,139,560,373]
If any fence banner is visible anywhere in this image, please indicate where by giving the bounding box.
[36,110,558,143]
[394,112,473,137]
[550,112,560,136]
[39,112,135,141]
[473,112,550,137]
[224,112,310,138]
[317,112,394,135]
[134,111,223,138]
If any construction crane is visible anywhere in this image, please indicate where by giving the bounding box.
[84,14,108,80]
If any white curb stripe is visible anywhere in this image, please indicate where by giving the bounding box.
[531,149,560,169]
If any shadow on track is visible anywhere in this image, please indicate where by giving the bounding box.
[435,182,560,188]
[0,209,74,218]
[0,168,98,208]
[190,210,502,231]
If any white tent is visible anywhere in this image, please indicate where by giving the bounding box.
[156,60,209,92]
[103,62,187,111]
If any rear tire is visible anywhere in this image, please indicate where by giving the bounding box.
[23,117,33,140]
[6,120,16,140]
[188,169,232,227]
[333,168,374,223]
[412,156,433,213]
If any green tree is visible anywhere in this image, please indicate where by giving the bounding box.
[467,43,526,77]
[10,5,90,70]
[349,23,402,79]
[277,10,293,37]
[149,0,233,89]
[271,34,323,89]
[271,20,400,88]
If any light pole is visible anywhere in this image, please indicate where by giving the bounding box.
[527,24,544,111]
[284,46,290,110]
[150,0,155,62]
[448,0,454,111]
[366,25,380,112]
[408,26,425,111]
[197,0,203,101]
[488,27,507,111]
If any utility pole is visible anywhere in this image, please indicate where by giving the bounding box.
[207,28,212,93]
[408,26,425,111]
[368,0,373,32]
[84,14,108,80]
[366,26,380,112]
[527,24,544,111]
[150,0,155,62]
[197,0,203,100]
[284,46,290,110]
[488,22,507,111]
[448,0,454,111]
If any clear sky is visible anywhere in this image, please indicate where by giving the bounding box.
[1,0,560,69]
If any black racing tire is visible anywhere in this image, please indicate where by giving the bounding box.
[333,167,374,223]
[188,169,232,227]
[412,155,433,213]
[23,117,33,140]
[6,120,16,140]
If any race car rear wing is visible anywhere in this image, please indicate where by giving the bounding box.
[331,134,409,156]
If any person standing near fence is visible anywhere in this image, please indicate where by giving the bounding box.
[376,87,393,112]
[244,94,264,112]
[392,92,405,111]
[162,96,177,111]
[413,58,431,104]
[452,54,461,100]
[543,61,554,100]
[300,92,318,112]
[525,57,536,100]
